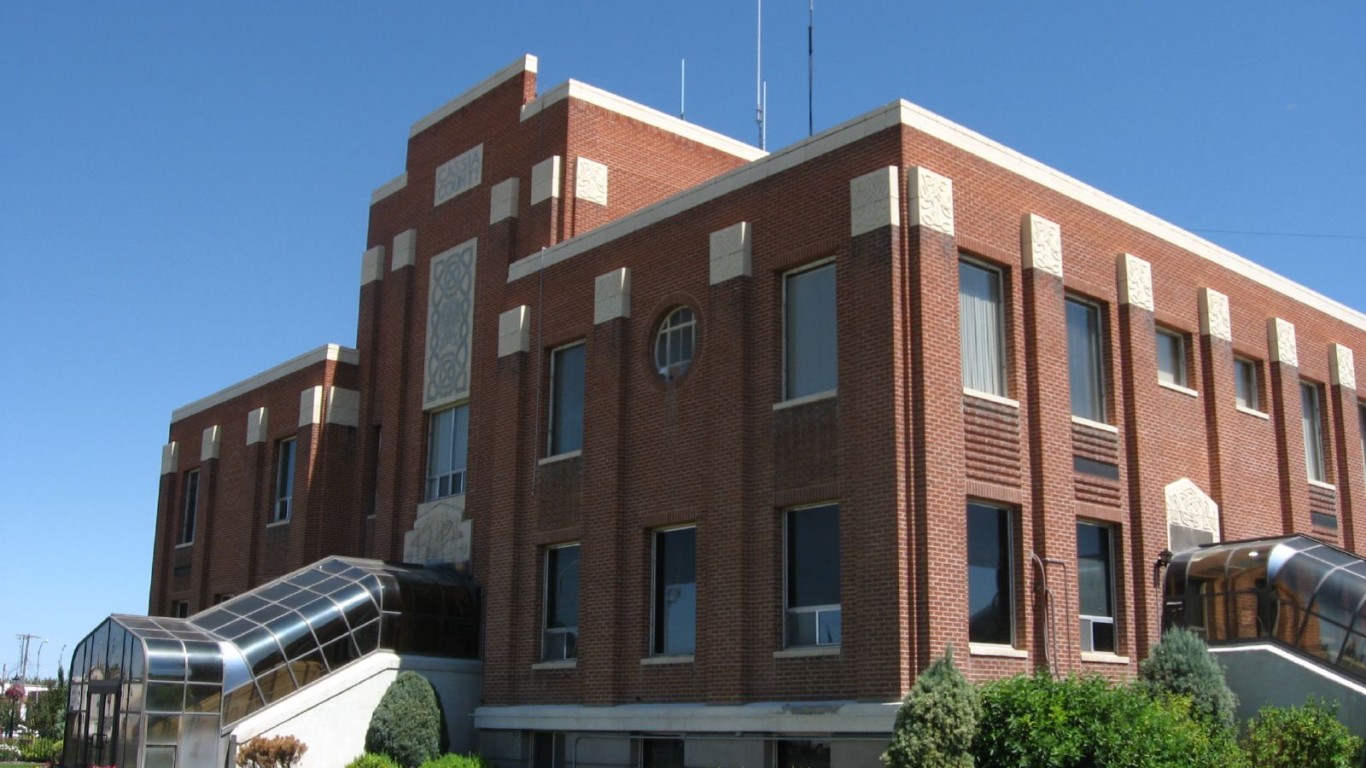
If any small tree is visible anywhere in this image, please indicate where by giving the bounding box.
[236,734,308,768]
[1243,698,1363,768]
[882,647,980,768]
[365,672,444,768]
[1138,627,1238,733]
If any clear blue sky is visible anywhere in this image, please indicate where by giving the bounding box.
[2,2,1363,682]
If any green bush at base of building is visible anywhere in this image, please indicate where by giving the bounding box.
[1242,698,1363,768]
[365,672,444,768]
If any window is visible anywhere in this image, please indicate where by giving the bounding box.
[640,739,684,768]
[172,601,190,619]
[967,502,1014,646]
[178,469,200,545]
[1302,382,1326,482]
[960,258,1006,396]
[425,404,468,500]
[1077,522,1116,653]
[776,740,831,768]
[652,527,696,656]
[548,343,585,456]
[273,438,296,522]
[654,307,697,380]
[1360,405,1365,480]
[532,732,566,768]
[1235,357,1260,410]
[1156,328,1188,388]
[784,504,841,647]
[542,544,580,661]
[212,593,235,605]
[783,262,837,400]
[1066,298,1106,422]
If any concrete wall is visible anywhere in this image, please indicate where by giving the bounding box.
[1214,644,1366,739]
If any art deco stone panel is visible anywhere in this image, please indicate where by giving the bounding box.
[1331,344,1356,390]
[1117,253,1153,312]
[405,496,472,567]
[1165,478,1219,552]
[574,157,608,206]
[963,395,1021,488]
[433,144,484,207]
[1269,317,1298,367]
[424,239,478,411]
[908,166,954,237]
[1023,213,1062,278]
[1199,288,1231,342]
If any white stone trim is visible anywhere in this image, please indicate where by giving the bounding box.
[1071,415,1118,434]
[530,156,562,205]
[490,177,520,224]
[640,655,694,666]
[969,643,1028,659]
[1237,405,1271,420]
[773,389,838,411]
[172,345,359,422]
[1080,652,1132,665]
[1209,644,1366,697]
[370,172,407,205]
[300,386,324,427]
[521,80,765,161]
[433,144,484,207]
[907,166,954,236]
[392,230,417,271]
[326,387,360,427]
[1331,344,1356,390]
[246,407,269,445]
[773,646,840,659]
[1166,478,1220,542]
[360,246,385,285]
[1117,253,1153,311]
[410,54,537,137]
[574,157,608,206]
[1268,317,1299,367]
[964,388,1020,409]
[593,268,630,324]
[474,700,899,734]
[530,660,577,671]
[1200,288,1232,342]
[1159,381,1199,398]
[849,166,900,237]
[161,442,179,475]
[1023,214,1062,277]
[709,221,752,284]
[538,449,582,466]
[1308,478,1338,492]
[498,305,531,358]
[200,426,221,461]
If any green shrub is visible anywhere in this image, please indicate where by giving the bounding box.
[419,754,491,768]
[1138,627,1238,733]
[365,672,444,768]
[346,752,401,768]
[883,647,980,768]
[1242,698,1363,768]
[236,734,308,768]
[18,735,61,763]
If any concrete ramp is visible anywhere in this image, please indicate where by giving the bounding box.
[1212,644,1366,739]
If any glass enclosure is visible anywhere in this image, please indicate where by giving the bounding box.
[64,557,479,768]
[1163,535,1366,683]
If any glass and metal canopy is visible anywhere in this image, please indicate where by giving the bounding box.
[64,557,479,768]
[1163,535,1366,684]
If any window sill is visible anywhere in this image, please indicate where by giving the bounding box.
[640,655,694,666]
[964,388,1019,409]
[266,519,291,528]
[1080,652,1131,665]
[531,660,577,671]
[773,389,837,411]
[1308,479,1337,491]
[773,646,841,659]
[1158,381,1198,398]
[1070,415,1118,434]
[175,541,194,549]
[1236,405,1270,420]
[969,643,1027,659]
[539,450,582,466]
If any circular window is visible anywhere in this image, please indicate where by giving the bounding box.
[654,307,696,380]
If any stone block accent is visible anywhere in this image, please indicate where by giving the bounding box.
[531,156,562,205]
[709,221,753,285]
[246,407,269,445]
[499,306,531,358]
[1269,317,1298,367]
[575,157,609,206]
[849,166,900,237]
[1117,253,1154,311]
[361,246,385,285]
[161,442,179,475]
[200,425,221,461]
[1199,288,1231,342]
[1023,214,1062,277]
[1331,343,1356,390]
[327,387,361,427]
[908,166,954,236]
[594,268,631,324]
[300,386,324,427]
[490,177,520,224]
[392,229,417,271]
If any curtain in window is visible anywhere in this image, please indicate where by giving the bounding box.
[959,262,1004,395]
[1302,383,1324,481]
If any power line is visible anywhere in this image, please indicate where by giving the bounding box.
[1189,228,1366,241]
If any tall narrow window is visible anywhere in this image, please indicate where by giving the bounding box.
[652,527,697,656]
[273,438,296,523]
[1156,328,1188,388]
[548,343,585,456]
[172,601,190,619]
[425,404,469,500]
[1077,522,1116,653]
[1359,404,1365,480]
[960,259,1006,396]
[1235,357,1260,410]
[178,470,199,545]
[784,504,841,647]
[542,544,580,662]
[1066,298,1106,422]
[783,262,837,400]
[1302,382,1326,482]
[967,502,1013,646]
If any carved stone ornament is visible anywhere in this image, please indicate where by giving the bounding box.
[1199,288,1231,342]
[575,157,609,206]
[405,496,472,569]
[1118,253,1154,312]
[424,239,478,409]
[433,144,483,206]
[849,166,900,237]
[1331,343,1357,390]
[1023,214,1062,278]
[909,166,954,237]
[1268,317,1298,367]
[1166,478,1220,538]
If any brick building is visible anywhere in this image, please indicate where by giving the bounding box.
[149,55,1366,766]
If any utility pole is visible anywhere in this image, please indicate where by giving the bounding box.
[15,634,40,683]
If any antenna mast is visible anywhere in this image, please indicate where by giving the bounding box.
[808,0,814,136]
[680,58,686,119]
[756,0,765,150]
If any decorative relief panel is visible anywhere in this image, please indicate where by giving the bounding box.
[424,239,478,410]
[908,166,954,237]
[433,144,484,207]
[1268,317,1298,367]
[849,166,900,237]
[575,157,608,206]
[1331,344,1357,390]
[405,496,471,568]
[709,221,752,284]
[1023,214,1062,278]
[1199,288,1231,342]
[1166,478,1220,552]
[1117,253,1154,311]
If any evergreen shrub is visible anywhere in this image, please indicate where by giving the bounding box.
[346,752,401,768]
[419,753,491,768]
[882,647,980,768]
[1138,627,1238,733]
[365,672,444,768]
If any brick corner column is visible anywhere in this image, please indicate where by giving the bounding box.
[1328,344,1363,551]
[1267,317,1313,535]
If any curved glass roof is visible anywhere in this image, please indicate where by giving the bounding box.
[1164,535,1366,683]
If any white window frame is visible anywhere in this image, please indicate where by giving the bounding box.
[653,306,697,380]
[1065,296,1107,423]
[1302,381,1327,483]
[782,259,838,402]
[273,437,296,523]
[959,256,1008,397]
[1156,327,1188,388]
[1235,356,1261,411]
[547,342,586,457]
[542,543,581,662]
[782,503,841,649]
[425,403,469,501]
[650,525,697,657]
[1077,521,1117,654]
[178,469,200,546]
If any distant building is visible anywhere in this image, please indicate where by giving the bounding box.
[137,55,1365,766]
